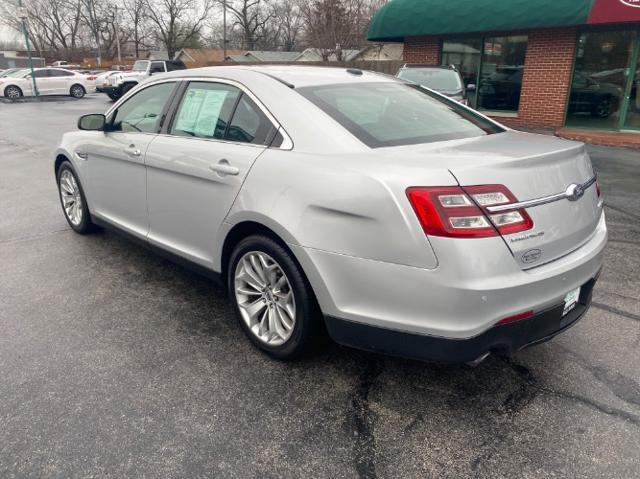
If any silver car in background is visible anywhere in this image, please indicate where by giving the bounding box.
[53,66,606,363]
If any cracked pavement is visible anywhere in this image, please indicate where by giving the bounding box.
[0,96,639,478]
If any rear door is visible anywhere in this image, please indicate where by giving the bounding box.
[448,131,602,269]
[145,80,276,268]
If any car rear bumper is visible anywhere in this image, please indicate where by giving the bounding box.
[325,275,597,363]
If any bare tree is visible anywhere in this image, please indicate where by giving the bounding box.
[124,0,149,58]
[145,0,214,58]
[222,0,274,51]
[270,0,303,51]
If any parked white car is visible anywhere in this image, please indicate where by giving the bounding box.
[0,67,91,99]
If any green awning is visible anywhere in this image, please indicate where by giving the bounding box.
[367,0,595,42]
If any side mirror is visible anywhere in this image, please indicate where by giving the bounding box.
[466,84,476,91]
[78,113,106,131]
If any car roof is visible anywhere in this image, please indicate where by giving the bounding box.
[160,65,397,88]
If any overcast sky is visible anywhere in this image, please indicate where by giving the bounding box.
[0,25,20,43]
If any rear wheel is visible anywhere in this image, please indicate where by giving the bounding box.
[4,85,22,99]
[56,161,97,234]
[228,235,321,359]
[107,92,120,101]
[70,84,86,99]
[591,96,614,118]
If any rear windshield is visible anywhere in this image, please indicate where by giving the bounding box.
[397,68,462,92]
[298,82,504,148]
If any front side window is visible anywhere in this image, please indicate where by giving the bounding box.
[299,82,504,148]
[111,82,175,133]
[170,82,240,139]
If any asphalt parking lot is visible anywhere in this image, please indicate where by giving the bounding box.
[1,94,639,478]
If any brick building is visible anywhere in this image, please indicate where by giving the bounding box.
[368,0,640,148]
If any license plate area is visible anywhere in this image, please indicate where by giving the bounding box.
[563,286,581,317]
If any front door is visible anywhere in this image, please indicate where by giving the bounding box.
[145,80,277,268]
[86,81,177,238]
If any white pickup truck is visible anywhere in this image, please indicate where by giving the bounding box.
[99,59,186,101]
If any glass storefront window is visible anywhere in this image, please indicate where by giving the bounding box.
[566,30,637,130]
[441,39,482,107]
[477,36,528,112]
[442,35,528,112]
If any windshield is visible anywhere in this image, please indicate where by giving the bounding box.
[299,82,503,148]
[397,68,463,92]
[132,60,149,72]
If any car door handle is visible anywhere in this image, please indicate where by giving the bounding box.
[209,160,239,176]
[124,146,141,157]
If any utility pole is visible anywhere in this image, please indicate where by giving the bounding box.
[85,0,101,67]
[16,0,38,97]
[114,4,122,63]
[222,0,227,61]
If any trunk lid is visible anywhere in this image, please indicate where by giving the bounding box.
[442,131,601,269]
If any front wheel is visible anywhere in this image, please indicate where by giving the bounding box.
[107,92,120,101]
[70,84,86,99]
[4,85,23,99]
[56,161,97,234]
[228,235,321,359]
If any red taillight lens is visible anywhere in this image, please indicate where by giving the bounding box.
[496,310,534,326]
[87,75,97,80]
[406,184,533,238]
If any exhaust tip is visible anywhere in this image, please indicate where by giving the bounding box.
[465,351,491,367]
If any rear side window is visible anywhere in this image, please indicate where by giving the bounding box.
[226,94,274,145]
[170,82,240,139]
[397,68,462,91]
[299,82,504,148]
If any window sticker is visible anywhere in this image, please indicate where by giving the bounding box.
[174,88,229,138]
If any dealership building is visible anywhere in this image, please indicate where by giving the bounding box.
[368,0,640,148]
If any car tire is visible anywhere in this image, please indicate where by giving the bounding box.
[120,83,135,96]
[4,85,23,99]
[107,92,120,101]
[70,84,86,99]
[228,235,322,360]
[56,161,98,234]
[591,96,614,118]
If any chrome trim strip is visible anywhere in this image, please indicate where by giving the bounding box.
[486,175,597,213]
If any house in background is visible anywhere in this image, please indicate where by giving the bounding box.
[174,48,244,67]
[226,51,303,63]
[0,51,45,69]
[295,48,362,62]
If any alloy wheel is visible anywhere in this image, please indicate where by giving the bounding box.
[71,86,84,98]
[234,251,296,346]
[59,169,83,226]
[6,86,21,99]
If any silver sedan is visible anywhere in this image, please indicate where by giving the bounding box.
[54,66,606,363]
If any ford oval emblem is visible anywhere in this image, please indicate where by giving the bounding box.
[522,249,542,264]
[565,183,585,202]
[620,0,640,8]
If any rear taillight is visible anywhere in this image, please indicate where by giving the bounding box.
[406,185,533,238]
[87,75,97,80]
